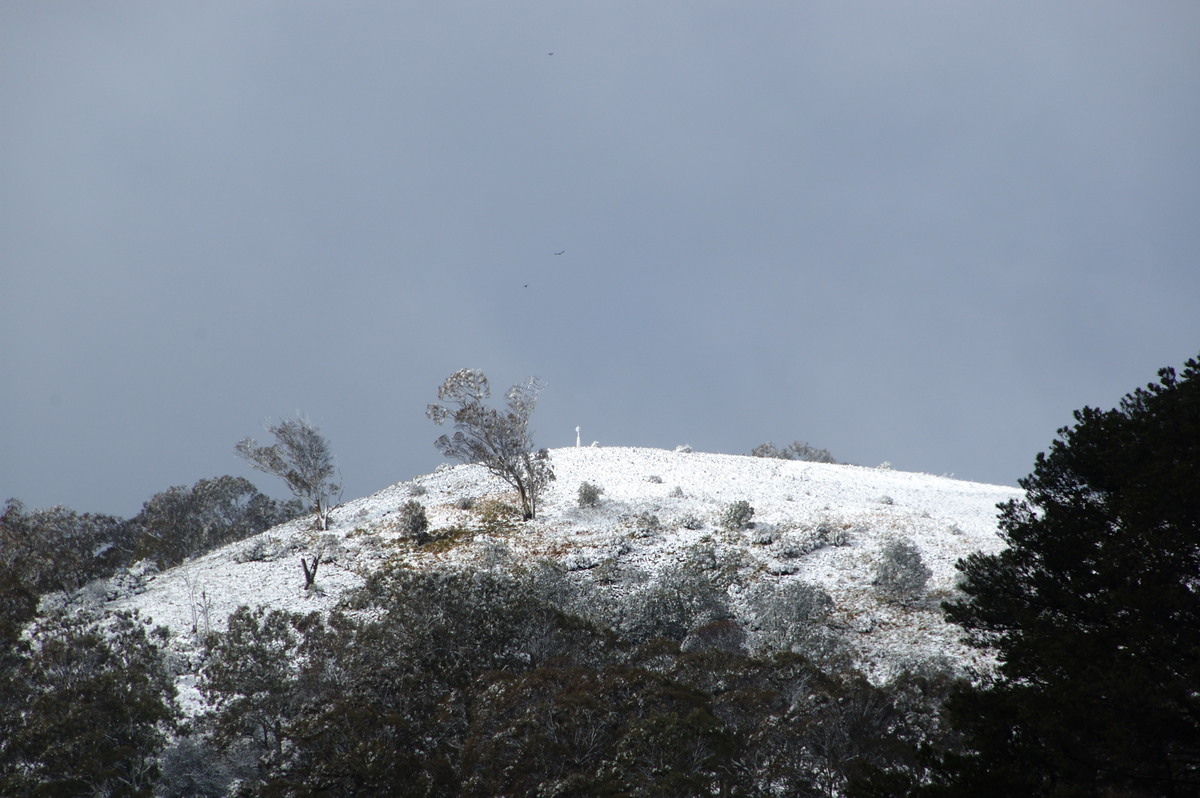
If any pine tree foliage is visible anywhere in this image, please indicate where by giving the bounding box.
[930,354,1200,796]
[426,369,555,520]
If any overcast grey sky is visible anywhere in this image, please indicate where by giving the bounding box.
[3,2,1198,517]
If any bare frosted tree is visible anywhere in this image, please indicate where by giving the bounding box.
[236,415,340,530]
[426,369,554,520]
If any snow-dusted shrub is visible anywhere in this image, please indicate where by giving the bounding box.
[235,534,291,563]
[577,481,603,508]
[313,533,347,565]
[564,550,603,572]
[873,537,932,603]
[747,580,834,656]
[475,540,511,570]
[679,512,704,530]
[455,495,476,511]
[474,500,521,537]
[408,483,428,497]
[523,560,582,615]
[621,560,731,642]
[399,500,430,544]
[720,500,755,531]
[751,440,837,463]
[646,474,663,484]
[751,525,777,545]
[675,444,693,453]
[669,485,685,498]
[685,545,719,571]
[627,511,662,538]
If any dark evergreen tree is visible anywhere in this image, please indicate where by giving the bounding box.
[0,498,131,597]
[927,355,1200,796]
[0,609,178,797]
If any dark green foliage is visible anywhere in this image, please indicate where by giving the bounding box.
[0,609,178,797]
[202,606,313,766]
[1,478,296,606]
[157,735,239,798]
[130,476,301,569]
[192,560,945,797]
[925,355,1200,796]
[752,440,838,463]
[0,498,131,597]
[460,663,738,796]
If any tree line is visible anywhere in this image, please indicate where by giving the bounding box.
[2,359,1198,796]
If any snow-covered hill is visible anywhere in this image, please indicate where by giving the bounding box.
[110,446,1022,705]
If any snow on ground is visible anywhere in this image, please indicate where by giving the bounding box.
[111,446,1023,700]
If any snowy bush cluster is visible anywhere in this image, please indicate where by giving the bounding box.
[576,480,603,508]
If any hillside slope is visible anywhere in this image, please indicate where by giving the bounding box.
[111,446,1022,702]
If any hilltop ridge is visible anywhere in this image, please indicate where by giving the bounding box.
[110,446,1021,701]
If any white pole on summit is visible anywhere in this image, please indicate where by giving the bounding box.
[576,426,581,447]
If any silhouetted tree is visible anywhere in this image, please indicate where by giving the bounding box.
[925,355,1200,796]
[426,369,554,520]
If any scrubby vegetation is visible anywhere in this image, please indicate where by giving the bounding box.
[3,353,1197,796]
[577,480,603,508]
[751,440,837,463]
[180,563,952,797]
[872,536,932,604]
[720,499,755,531]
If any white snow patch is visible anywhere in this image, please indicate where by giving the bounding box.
[107,446,1021,704]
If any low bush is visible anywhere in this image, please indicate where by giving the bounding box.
[720,500,755,531]
[399,500,430,544]
[577,482,603,508]
[751,440,837,463]
[873,537,931,603]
